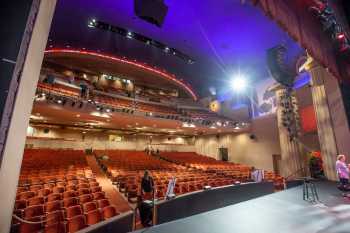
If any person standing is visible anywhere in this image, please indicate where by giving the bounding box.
[336,154,350,189]
[139,170,154,227]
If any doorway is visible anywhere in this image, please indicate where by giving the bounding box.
[272,154,282,175]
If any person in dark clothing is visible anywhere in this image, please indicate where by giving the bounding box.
[141,170,154,195]
[139,170,154,227]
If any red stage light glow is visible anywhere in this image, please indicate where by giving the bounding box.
[337,33,345,40]
[44,49,198,101]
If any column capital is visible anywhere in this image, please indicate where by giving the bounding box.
[300,55,320,72]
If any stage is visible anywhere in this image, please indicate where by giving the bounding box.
[133,181,350,233]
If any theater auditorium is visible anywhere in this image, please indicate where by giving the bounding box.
[2,0,350,233]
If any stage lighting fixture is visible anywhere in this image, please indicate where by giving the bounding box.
[78,102,83,108]
[231,75,247,92]
[337,33,345,40]
[88,18,97,28]
[127,31,133,39]
[57,99,63,104]
[96,106,101,111]
[106,108,111,113]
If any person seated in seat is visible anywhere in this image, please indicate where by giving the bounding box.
[336,154,350,192]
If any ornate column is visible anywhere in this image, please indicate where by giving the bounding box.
[306,59,338,181]
[275,88,304,178]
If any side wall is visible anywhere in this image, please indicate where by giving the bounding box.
[194,115,281,171]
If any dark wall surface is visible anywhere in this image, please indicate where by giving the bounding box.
[156,182,274,224]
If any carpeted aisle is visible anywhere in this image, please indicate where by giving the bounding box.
[86,155,131,213]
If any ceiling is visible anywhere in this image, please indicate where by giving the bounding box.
[48,0,303,96]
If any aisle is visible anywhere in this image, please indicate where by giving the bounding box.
[86,155,132,213]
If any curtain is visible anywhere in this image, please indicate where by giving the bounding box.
[253,0,348,82]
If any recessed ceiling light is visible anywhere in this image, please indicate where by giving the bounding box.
[76,114,80,117]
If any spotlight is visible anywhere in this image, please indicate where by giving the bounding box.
[88,18,97,28]
[337,33,345,40]
[231,74,247,92]
[106,108,111,113]
[57,99,63,104]
[127,31,133,39]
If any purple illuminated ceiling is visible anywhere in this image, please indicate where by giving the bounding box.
[49,0,304,96]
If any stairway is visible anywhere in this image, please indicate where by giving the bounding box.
[85,155,131,213]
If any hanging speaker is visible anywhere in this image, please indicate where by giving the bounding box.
[266,45,295,88]
[134,0,168,27]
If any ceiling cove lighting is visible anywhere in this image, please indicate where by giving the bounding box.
[44,49,198,101]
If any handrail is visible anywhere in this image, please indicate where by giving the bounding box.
[285,166,308,181]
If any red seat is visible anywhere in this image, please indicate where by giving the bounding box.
[78,188,90,196]
[52,187,65,194]
[63,191,77,199]
[89,182,99,187]
[67,180,79,186]
[97,199,110,209]
[17,186,28,193]
[102,206,119,219]
[45,200,62,213]
[79,194,93,204]
[82,201,97,213]
[90,186,102,193]
[92,192,105,200]
[30,185,43,192]
[45,210,64,225]
[56,182,66,188]
[27,196,45,206]
[15,200,27,210]
[65,205,83,219]
[63,197,79,208]
[19,216,42,233]
[78,183,89,189]
[47,193,62,202]
[85,209,102,225]
[17,191,36,200]
[67,215,86,233]
[37,188,52,197]
[65,185,77,191]
[44,222,66,233]
[24,205,45,219]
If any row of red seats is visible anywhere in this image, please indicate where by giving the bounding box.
[37,82,80,98]
[12,149,119,233]
[160,152,284,189]
[16,204,118,233]
[95,150,236,202]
